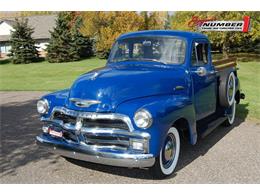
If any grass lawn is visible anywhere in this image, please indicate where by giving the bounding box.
[0,58,106,91]
[236,61,260,120]
[0,58,259,120]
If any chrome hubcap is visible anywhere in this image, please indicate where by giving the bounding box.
[162,133,176,168]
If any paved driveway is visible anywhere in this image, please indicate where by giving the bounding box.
[0,92,260,183]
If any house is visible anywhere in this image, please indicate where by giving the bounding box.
[0,15,56,58]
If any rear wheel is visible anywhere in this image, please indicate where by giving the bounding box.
[223,100,236,126]
[219,72,236,107]
[150,127,180,179]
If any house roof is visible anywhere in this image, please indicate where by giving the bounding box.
[0,19,17,27]
[0,35,10,42]
[0,15,57,42]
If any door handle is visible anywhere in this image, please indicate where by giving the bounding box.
[192,67,207,76]
[174,86,185,91]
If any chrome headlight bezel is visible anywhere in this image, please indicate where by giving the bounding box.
[37,99,49,114]
[133,109,153,129]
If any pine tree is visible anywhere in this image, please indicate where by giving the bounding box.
[46,12,76,62]
[8,18,39,64]
[70,12,93,59]
[47,12,93,62]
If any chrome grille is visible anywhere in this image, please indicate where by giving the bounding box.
[82,118,129,130]
[52,111,129,130]
[53,112,76,124]
[41,107,150,153]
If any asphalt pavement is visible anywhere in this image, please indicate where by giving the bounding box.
[0,91,260,183]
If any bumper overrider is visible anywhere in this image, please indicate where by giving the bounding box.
[36,106,155,168]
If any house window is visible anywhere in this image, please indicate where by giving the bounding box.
[0,44,11,53]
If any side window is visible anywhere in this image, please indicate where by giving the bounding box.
[192,42,209,66]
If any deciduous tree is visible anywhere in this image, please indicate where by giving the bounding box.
[81,11,169,59]
[81,12,144,58]
[171,11,260,56]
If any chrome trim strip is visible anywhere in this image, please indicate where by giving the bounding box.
[50,106,134,131]
[36,134,155,168]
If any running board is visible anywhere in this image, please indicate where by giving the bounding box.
[201,116,227,138]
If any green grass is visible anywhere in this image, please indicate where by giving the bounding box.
[236,61,260,120]
[0,58,259,120]
[0,58,106,91]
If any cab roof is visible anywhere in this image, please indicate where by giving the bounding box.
[118,30,208,40]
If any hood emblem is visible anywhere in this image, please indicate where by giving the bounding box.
[70,98,101,108]
[90,72,99,80]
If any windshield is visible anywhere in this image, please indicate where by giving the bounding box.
[108,36,186,65]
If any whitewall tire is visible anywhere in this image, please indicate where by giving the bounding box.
[219,72,236,107]
[223,100,236,126]
[227,72,236,106]
[151,127,180,178]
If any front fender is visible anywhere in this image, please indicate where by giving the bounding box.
[40,89,69,118]
[116,95,196,157]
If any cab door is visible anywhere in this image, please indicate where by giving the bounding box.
[190,39,217,120]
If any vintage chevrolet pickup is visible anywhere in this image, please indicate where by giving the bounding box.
[36,30,245,178]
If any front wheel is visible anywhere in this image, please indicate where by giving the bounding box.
[150,127,180,179]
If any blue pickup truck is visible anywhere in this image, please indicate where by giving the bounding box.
[36,30,245,178]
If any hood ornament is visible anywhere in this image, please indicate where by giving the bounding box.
[69,98,101,108]
[90,72,99,80]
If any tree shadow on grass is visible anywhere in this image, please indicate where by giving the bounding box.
[0,99,58,179]
[0,57,45,66]
[0,59,11,65]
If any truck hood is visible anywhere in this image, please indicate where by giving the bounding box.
[66,65,186,112]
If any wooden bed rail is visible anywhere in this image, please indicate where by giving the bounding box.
[213,57,237,70]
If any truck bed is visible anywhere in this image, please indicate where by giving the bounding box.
[213,57,238,85]
[213,57,237,71]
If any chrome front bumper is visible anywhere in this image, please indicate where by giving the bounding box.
[36,134,155,168]
[36,106,155,168]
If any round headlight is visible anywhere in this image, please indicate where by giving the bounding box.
[134,109,153,129]
[37,99,49,114]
